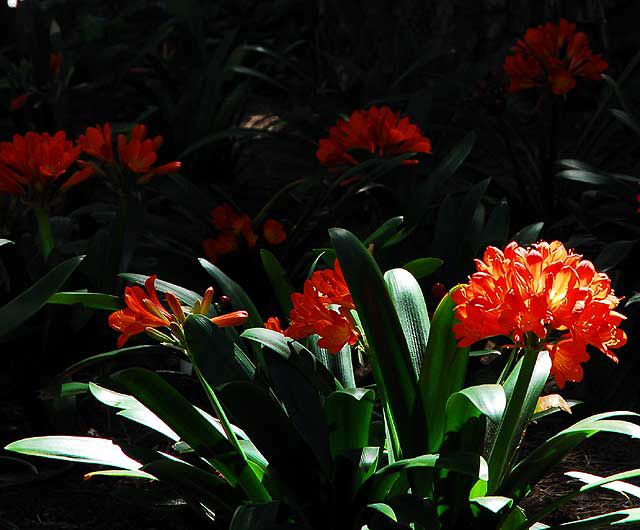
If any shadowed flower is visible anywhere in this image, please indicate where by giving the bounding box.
[109,275,248,347]
[316,106,431,171]
[203,204,260,263]
[117,124,181,184]
[283,260,359,353]
[453,241,626,387]
[0,131,93,199]
[9,93,31,112]
[262,219,286,245]
[49,52,63,78]
[503,19,607,95]
[77,124,115,163]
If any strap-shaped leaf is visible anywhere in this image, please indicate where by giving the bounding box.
[325,388,375,458]
[308,335,355,389]
[364,216,404,247]
[198,258,262,329]
[330,228,419,459]
[0,255,83,337]
[401,257,443,280]
[384,268,430,378]
[61,345,164,376]
[184,314,255,386]
[5,436,143,470]
[260,249,294,315]
[418,290,469,453]
[488,350,551,493]
[544,507,640,529]
[241,328,339,394]
[500,411,640,502]
[111,367,249,486]
[48,290,122,310]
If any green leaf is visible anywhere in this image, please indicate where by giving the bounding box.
[260,249,294,315]
[594,240,637,272]
[470,496,513,514]
[84,469,157,480]
[48,291,122,310]
[384,268,430,377]
[0,239,14,247]
[374,453,489,481]
[57,382,90,398]
[325,388,375,458]
[230,503,280,530]
[5,436,143,470]
[198,258,262,329]
[412,131,476,225]
[565,470,640,498]
[309,337,356,389]
[446,385,506,429]
[418,289,469,453]
[488,350,551,493]
[367,503,397,522]
[111,367,248,485]
[511,223,544,246]
[500,412,640,502]
[545,508,640,529]
[364,217,404,248]
[184,314,255,386]
[401,258,443,280]
[0,255,84,337]
[330,228,419,459]
[61,345,164,376]
[241,328,338,395]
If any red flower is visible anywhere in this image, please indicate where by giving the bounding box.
[262,219,286,245]
[77,124,115,163]
[316,106,431,171]
[453,241,626,387]
[9,93,31,112]
[109,275,248,347]
[117,125,181,184]
[503,19,608,95]
[49,52,63,78]
[203,204,258,263]
[0,131,93,198]
[264,316,283,332]
[283,260,359,354]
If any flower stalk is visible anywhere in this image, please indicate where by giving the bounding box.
[33,206,54,259]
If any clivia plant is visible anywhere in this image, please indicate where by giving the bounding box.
[5,228,640,529]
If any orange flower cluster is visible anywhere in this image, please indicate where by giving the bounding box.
[453,241,626,387]
[203,204,286,263]
[316,106,431,171]
[267,260,359,354]
[0,131,93,200]
[77,123,181,184]
[108,275,248,348]
[503,19,607,95]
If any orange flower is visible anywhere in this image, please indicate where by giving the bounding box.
[203,232,239,264]
[77,124,115,163]
[316,106,431,171]
[262,219,286,245]
[283,260,359,353]
[453,241,626,387]
[109,275,248,347]
[503,19,607,95]
[211,204,239,230]
[0,131,93,198]
[117,124,181,184]
[264,316,283,332]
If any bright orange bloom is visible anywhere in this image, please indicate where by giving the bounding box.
[109,275,248,347]
[316,106,431,171]
[453,241,626,387]
[0,131,93,198]
[284,260,359,354]
[77,124,115,163]
[117,124,181,184]
[264,316,283,332]
[262,219,286,245]
[503,19,608,95]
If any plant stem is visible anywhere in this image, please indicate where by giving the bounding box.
[33,206,54,259]
[487,347,539,493]
[191,363,271,502]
